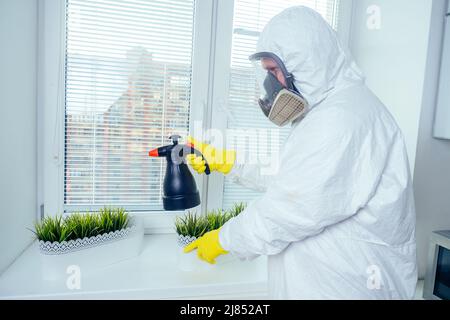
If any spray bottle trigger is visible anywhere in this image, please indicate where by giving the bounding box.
[190,147,211,176]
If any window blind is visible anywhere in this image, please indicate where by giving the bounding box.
[64,0,195,211]
[222,0,340,210]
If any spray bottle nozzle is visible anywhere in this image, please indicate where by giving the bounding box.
[148,136,211,174]
[149,135,183,158]
[148,149,159,157]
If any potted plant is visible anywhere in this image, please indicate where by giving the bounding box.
[174,203,246,271]
[32,207,144,280]
[227,202,246,219]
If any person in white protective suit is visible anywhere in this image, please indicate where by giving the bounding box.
[184,6,418,300]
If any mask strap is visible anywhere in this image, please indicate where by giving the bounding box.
[285,73,298,93]
[291,80,299,94]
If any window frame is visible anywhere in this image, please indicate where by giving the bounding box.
[38,0,216,233]
[38,0,352,233]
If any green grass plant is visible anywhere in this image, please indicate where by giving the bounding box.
[175,211,209,238]
[175,203,247,238]
[32,208,130,243]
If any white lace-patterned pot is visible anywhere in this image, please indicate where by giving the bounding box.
[38,216,144,280]
[176,234,235,272]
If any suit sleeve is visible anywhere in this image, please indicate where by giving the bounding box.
[227,164,274,193]
[219,108,389,259]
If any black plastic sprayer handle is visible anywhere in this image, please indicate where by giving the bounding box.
[189,147,211,175]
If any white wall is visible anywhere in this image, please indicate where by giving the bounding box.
[350,0,433,172]
[414,0,450,278]
[0,0,38,274]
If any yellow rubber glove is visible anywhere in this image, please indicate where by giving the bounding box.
[184,229,228,264]
[185,136,236,175]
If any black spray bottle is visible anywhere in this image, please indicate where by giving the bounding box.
[148,135,210,211]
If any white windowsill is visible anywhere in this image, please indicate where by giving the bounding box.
[0,234,269,300]
[0,233,426,300]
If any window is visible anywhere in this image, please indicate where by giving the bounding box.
[64,0,196,211]
[41,0,346,229]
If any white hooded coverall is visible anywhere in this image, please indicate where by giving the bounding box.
[219,6,418,300]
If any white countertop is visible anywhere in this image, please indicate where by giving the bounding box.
[0,234,268,300]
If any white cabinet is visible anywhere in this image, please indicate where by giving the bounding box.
[434,6,450,139]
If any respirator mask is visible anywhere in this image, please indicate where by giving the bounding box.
[249,52,309,127]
